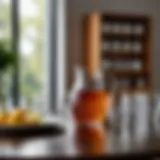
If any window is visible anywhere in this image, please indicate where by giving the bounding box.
[0,0,12,105]
[19,0,45,107]
[0,0,45,107]
[0,0,11,40]
[0,0,66,111]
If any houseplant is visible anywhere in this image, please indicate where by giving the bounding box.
[0,40,16,107]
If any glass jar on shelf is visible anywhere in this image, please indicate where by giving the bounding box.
[112,23,122,35]
[102,60,113,70]
[122,61,128,70]
[112,41,122,53]
[102,41,112,52]
[132,41,143,54]
[136,78,145,88]
[102,22,112,33]
[121,23,132,35]
[114,60,121,70]
[132,61,142,71]
[133,24,145,35]
[123,41,132,53]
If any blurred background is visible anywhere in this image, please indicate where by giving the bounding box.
[0,0,159,111]
[0,0,46,108]
[67,0,158,92]
[0,0,159,158]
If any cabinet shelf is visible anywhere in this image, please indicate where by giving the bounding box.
[105,70,147,77]
[102,53,143,59]
[102,13,149,23]
[102,34,145,41]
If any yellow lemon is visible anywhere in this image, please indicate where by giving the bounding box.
[0,112,8,124]
[25,111,41,125]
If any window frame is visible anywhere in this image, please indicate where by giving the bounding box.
[11,0,66,112]
[11,0,20,106]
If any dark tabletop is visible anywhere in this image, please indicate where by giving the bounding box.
[0,92,160,159]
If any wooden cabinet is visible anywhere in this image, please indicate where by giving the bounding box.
[82,12,152,91]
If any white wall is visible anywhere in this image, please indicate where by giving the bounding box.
[67,0,160,90]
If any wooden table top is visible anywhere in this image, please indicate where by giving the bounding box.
[0,92,160,159]
[1,124,160,159]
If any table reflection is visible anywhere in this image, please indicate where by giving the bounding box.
[75,125,106,155]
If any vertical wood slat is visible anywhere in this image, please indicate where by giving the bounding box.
[145,17,152,89]
[82,12,101,78]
